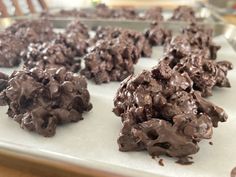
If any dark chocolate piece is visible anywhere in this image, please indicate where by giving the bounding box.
[0,33,24,67]
[0,67,92,136]
[81,38,140,84]
[94,26,152,57]
[22,42,81,72]
[170,6,196,22]
[145,21,172,46]
[113,61,227,158]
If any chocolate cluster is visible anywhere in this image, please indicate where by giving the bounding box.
[0,33,24,67]
[0,19,55,68]
[94,26,152,57]
[142,7,163,21]
[0,67,92,137]
[22,42,81,72]
[144,21,172,46]
[113,61,227,158]
[96,4,138,19]
[56,19,90,57]
[181,23,221,59]
[6,19,55,45]
[163,53,232,97]
[164,24,232,96]
[81,38,140,84]
[170,6,197,22]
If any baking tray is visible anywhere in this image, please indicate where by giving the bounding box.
[6,1,224,24]
[0,19,236,177]
[41,5,224,24]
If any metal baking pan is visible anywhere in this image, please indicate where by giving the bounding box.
[4,1,224,24]
[41,5,224,23]
[0,19,235,177]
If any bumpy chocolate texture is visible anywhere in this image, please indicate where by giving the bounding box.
[22,42,81,72]
[0,72,8,92]
[164,24,232,97]
[163,52,232,97]
[81,38,140,84]
[56,19,89,57]
[0,67,92,137]
[170,6,197,22]
[144,21,172,46]
[164,35,207,59]
[113,61,227,158]
[94,26,152,57]
[181,23,221,59]
[6,19,55,46]
[0,33,24,67]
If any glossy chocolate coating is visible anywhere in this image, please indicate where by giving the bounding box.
[94,26,152,57]
[113,61,227,158]
[22,42,81,72]
[81,38,140,84]
[0,67,92,137]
